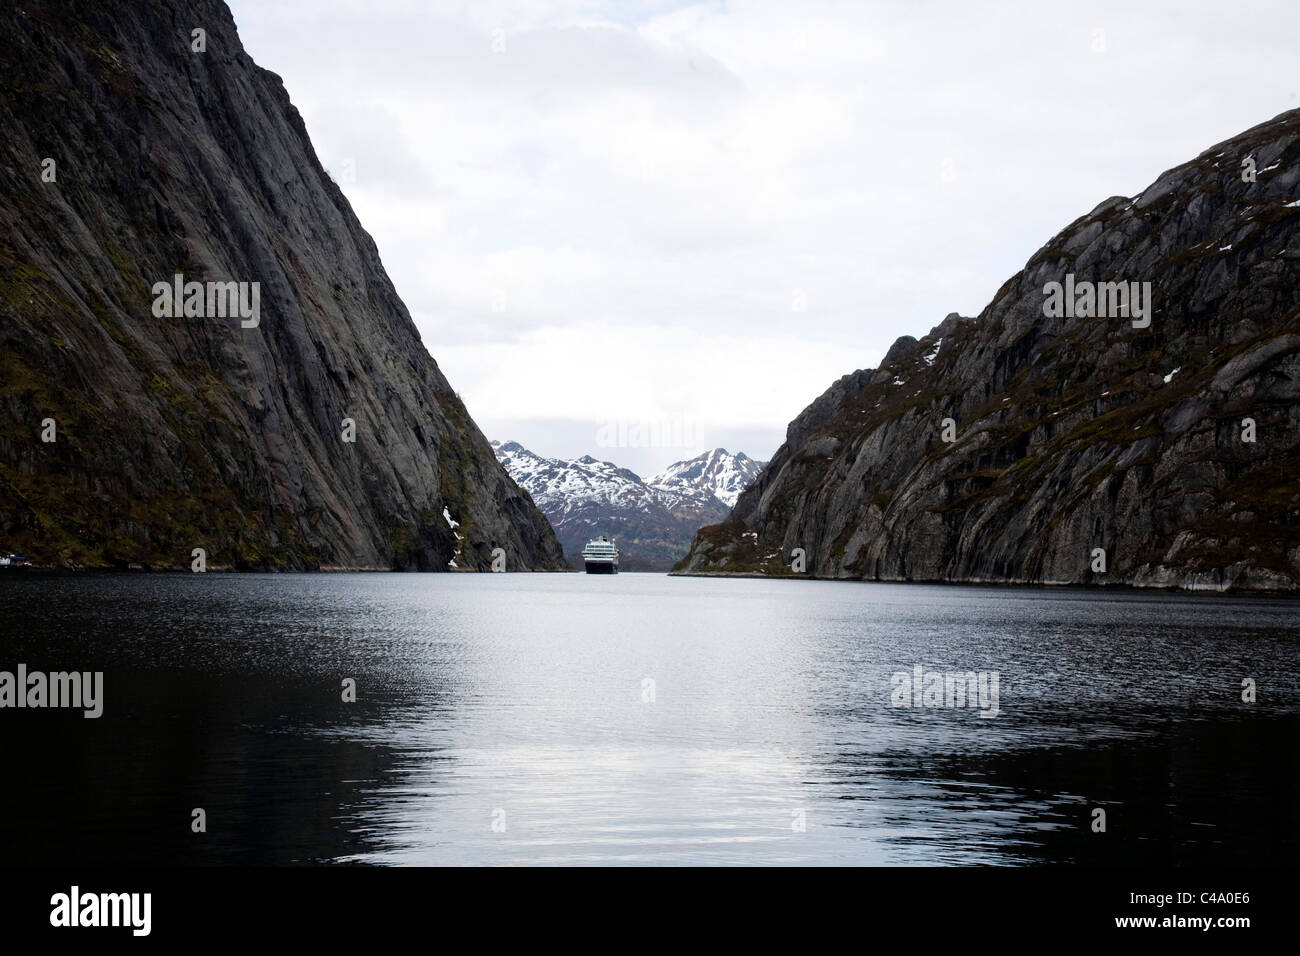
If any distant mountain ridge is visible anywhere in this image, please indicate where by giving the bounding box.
[492,441,764,570]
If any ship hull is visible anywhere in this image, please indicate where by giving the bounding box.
[584,561,618,574]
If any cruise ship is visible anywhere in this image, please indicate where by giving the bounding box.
[581,535,619,574]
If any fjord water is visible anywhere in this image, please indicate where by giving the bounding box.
[1,573,1296,866]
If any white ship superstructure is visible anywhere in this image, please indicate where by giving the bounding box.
[581,536,619,574]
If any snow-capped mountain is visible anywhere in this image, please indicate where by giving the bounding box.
[492,441,678,521]
[648,448,765,509]
[492,441,764,570]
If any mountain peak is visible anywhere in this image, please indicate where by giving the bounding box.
[647,448,767,509]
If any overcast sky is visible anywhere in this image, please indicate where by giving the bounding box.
[228,0,1298,476]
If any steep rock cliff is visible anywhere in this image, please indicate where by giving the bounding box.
[0,0,565,570]
[677,110,1300,591]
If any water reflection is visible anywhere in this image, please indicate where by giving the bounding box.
[0,574,1295,864]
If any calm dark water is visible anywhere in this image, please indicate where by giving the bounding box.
[0,572,1296,865]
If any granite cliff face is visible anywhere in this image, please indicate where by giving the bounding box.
[0,0,565,570]
[677,110,1300,591]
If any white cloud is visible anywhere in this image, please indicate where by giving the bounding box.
[229,0,1300,470]
[435,321,857,428]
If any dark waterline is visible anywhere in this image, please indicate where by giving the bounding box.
[0,573,1296,865]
